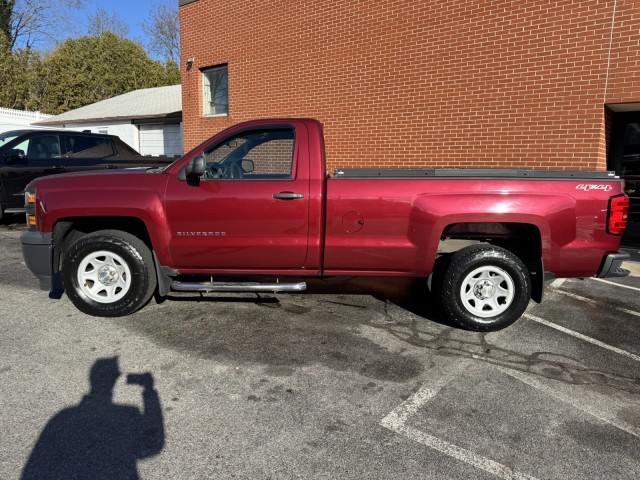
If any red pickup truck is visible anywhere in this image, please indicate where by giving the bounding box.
[20,118,630,331]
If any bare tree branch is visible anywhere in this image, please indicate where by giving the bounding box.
[141,0,179,64]
[7,0,85,51]
[87,8,129,37]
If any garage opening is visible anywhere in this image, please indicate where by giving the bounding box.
[138,124,183,157]
[608,108,640,243]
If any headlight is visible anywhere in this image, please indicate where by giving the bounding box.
[25,188,37,231]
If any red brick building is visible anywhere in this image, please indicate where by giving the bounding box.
[178,0,640,177]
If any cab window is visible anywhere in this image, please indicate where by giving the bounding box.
[202,129,295,180]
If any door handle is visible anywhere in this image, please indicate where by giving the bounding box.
[273,192,304,200]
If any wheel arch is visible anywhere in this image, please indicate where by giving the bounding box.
[60,228,158,317]
[438,221,544,302]
[52,216,154,273]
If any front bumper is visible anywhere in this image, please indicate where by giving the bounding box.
[20,230,53,291]
[596,252,630,279]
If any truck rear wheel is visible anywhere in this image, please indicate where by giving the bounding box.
[62,230,157,317]
[440,245,531,331]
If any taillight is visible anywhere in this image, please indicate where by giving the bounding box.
[607,194,629,236]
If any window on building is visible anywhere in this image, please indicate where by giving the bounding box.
[202,65,229,116]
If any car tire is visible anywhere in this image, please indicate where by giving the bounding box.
[440,245,531,331]
[62,230,157,317]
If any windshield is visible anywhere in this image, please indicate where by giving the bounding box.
[0,132,20,148]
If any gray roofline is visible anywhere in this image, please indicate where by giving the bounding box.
[33,111,182,126]
[31,84,182,126]
[179,0,198,6]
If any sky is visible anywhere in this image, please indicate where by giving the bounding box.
[8,0,176,60]
[80,0,158,46]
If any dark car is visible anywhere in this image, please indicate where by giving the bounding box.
[0,129,174,219]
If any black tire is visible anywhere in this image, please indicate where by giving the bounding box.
[440,245,531,331]
[62,230,157,317]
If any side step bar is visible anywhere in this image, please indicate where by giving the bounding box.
[171,281,307,293]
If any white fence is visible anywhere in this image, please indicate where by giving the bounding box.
[0,107,53,132]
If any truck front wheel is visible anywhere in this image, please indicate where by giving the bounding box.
[440,245,531,331]
[62,230,157,317]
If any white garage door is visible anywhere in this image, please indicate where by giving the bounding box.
[139,124,183,157]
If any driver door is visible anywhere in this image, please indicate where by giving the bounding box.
[164,127,310,271]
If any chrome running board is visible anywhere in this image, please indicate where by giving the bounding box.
[171,281,307,293]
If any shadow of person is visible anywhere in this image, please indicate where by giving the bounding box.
[21,357,165,480]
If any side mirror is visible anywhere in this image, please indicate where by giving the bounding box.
[241,159,255,173]
[185,155,205,178]
[4,149,25,164]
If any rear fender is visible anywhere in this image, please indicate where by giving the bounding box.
[410,192,559,274]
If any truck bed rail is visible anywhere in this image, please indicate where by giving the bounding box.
[332,168,619,179]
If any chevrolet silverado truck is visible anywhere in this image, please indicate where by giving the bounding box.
[20,118,630,331]
[0,129,174,221]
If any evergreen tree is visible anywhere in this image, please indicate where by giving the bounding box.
[41,32,178,114]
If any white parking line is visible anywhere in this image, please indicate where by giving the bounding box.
[554,289,640,318]
[380,361,540,480]
[499,367,640,440]
[380,278,639,478]
[525,314,640,362]
[621,308,640,318]
[592,277,640,291]
[554,289,597,305]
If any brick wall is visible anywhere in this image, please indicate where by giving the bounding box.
[180,0,640,172]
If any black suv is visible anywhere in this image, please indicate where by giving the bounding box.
[0,129,174,219]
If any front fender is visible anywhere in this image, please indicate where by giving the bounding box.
[36,174,172,265]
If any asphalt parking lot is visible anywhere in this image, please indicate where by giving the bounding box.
[1,219,639,479]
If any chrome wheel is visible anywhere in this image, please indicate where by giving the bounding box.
[76,250,132,303]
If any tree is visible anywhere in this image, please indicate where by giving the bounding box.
[0,0,15,44]
[87,8,129,37]
[163,59,181,85]
[41,32,177,114]
[3,0,83,51]
[142,1,179,64]
[0,33,44,110]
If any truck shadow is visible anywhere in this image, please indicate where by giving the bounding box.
[112,276,460,384]
[305,276,455,328]
[120,280,640,396]
[160,276,455,328]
